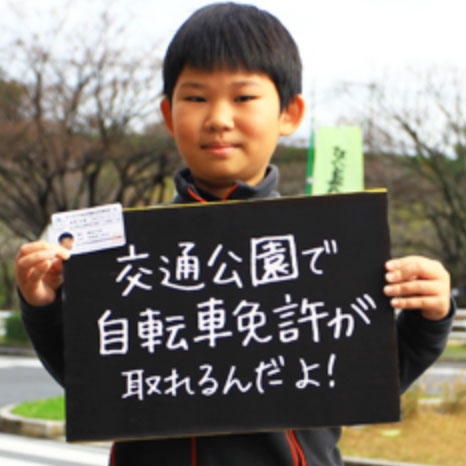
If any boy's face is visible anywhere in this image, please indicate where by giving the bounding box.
[60,237,74,250]
[161,67,304,197]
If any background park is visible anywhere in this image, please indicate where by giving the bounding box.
[0,1,465,465]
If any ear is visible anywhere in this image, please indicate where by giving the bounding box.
[160,98,175,136]
[279,95,306,136]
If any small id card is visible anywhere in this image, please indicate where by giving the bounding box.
[51,203,126,255]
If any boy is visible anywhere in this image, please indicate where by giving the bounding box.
[58,232,74,251]
[15,3,454,465]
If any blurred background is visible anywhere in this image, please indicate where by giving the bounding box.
[0,2,465,463]
[0,0,464,310]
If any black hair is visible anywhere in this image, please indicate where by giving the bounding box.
[162,2,302,111]
[58,232,73,242]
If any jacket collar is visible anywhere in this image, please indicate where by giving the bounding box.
[173,166,280,204]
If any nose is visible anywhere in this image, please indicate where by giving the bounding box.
[204,100,234,132]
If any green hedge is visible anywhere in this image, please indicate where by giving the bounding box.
[5,312,31,345]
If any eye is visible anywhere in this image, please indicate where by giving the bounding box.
[184,96,206,102]
[235,95,257,103]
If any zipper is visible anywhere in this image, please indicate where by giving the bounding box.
[286,430,307,466]
[285,431,299,466]
[109,442,116,466]
[187,184,239,203]
[191,436,197,466]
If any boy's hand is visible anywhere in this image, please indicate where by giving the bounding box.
[384,256,451,321]
[15,241,70,307]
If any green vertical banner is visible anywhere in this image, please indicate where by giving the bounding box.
[305,121,315,195]
[311,126,364,195]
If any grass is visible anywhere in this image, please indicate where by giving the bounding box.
[10,379,466,466]
[440,341,466,361]
[12,396,65,421]
[339,409,466,466]
[339,382,466,466]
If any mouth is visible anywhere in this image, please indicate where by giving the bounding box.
[201,142,240,156]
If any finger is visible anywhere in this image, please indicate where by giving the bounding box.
[389,296,446,317]
[385,256,446,282]
[49,257,65,274]
[17,241,70,261]
[17,241,54,258]
[16,246,70,276]
[384,280,440,298]
[27,259,55,284]
[16,249,58,278]
[55,245,71,260]
[16,255,63,292]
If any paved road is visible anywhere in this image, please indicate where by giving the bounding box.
[0,353,464,465]
[413,361,466,395]
[0,433,109,466]
[2,354,464,407]
[0,355,110,465]
[0,355,63,406]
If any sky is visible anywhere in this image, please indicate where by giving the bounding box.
[1,0,464,143]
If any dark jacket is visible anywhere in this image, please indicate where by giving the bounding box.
[21,166,455,466]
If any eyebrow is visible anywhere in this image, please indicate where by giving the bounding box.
[178,82,205,90]
[178,80,263,90]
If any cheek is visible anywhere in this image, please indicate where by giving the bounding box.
[241,105,280,134]
[240,114,272,139]
[172,109,199,141]
[244,116,280,148]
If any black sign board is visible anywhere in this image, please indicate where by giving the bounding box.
[63,192,400,442]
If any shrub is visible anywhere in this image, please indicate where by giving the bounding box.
[401,386,423,419]
[440,380,466,414]
[5,311,31,345]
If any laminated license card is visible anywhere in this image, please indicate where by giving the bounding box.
[51,203,126,255]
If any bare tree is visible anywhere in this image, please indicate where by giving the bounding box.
[347,68,466,300]
[0,223,22,309]
[0,7,180,241]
